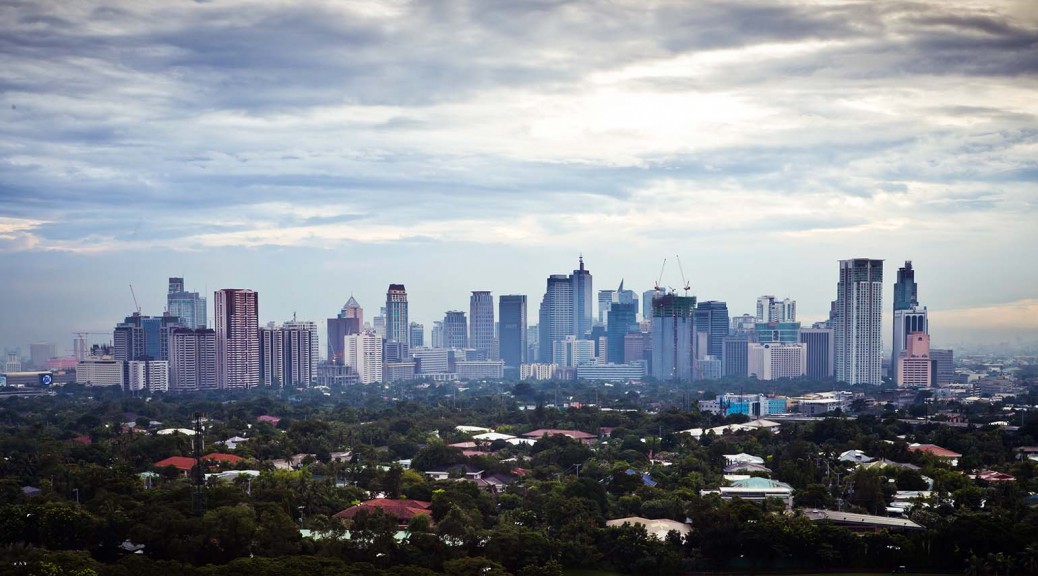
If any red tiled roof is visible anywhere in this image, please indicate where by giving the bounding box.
[257,415,281,424]
[522,428,597,440]
[154,456,197,471]
[71,435,92,445]
[975,470,1015,482]
[334,498,432,523]
[203,452,244,464]
[908,444,962,458]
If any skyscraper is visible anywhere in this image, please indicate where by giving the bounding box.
[344,332,382,384]
[538,274,574,362]
[897,331,932,387]
[409,322,425,348]
[385,284,409,353]
[892,261,927,371]
[799,327,835,379]
[327,296,363,365]
[167,277,207,329]
[499,295,527,372]
[443,311,468,349]
[169,328,217,393]
[470,291,495,359]
[431,321,444,348]
[598,289,616,324]
[651,293,696,381]
[606,301,638,364]
[214,288,259,390]
[571,256,593,339]
[259,324,314,388]
[833,259,883,385]
[694,301,730,358]
[283,317,319,369]
[113,312,180,362]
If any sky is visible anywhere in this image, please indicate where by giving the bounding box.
[2,0,1037,358]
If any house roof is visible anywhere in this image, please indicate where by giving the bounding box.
[154,456,197,471]
[257,415,281,425]
[334,498,432,523]
[522,428,597,440]
[973,470,1015,482]
[729,477,792,490]
[802,509,924,530]
[203,452,244,464]
[606,517,691,539]
[908,444,962,458]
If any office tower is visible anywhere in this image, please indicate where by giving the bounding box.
[571,256,593,340]
[431,321,444,348]
[214,288,259,390]
[931,349,955,384]
[259,325,314,388]
[538,274,574,362]
[373,307,386,339]
[651,293,696,381]
[617,281,637,316]
[345,333,382,384]
[553,336,595,367]
[385,284,409,353]
[755,296,774,323]
[897,332,932,387]
[730,313,756,333]
[590,325,607,359]
[833,259,883,385]
[167,277,207,329]
[73,334,88,361]
[722,334,749,377]
[756,295,796,323]
[754,321,801,344]
[499,295,527,372]
[694,301,730,359]
[748,343,807,380]
[29,343,55,370]
[169,328,217,392]
[893,307,928,370]
[113,313,181,362]
[800,327,835,379]
[598,290,616,324]
[409,322,425,348]
[607,302,638,364]
[283,317,319,368]
[327,296,363,365]
[893,261,918,312]
[642,290,656,323]
[470,291,495,359]
[127,360,169,393]
[412,347,449,374]
[443,311,468,349]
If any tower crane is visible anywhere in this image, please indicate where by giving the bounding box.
[654,258,667,296]
[129,284,141,314]
[675,255,691,295]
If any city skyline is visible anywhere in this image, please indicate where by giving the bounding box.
[2,1,1037,354]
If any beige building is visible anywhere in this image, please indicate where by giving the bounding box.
[748,343,806,380]
[897,331,932,387]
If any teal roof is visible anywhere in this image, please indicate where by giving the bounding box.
[730,477,792,490]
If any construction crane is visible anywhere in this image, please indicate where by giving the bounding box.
[654,258,667,296]
[675,255,691,295]
[129,284,141,314]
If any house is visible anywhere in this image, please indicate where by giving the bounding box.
[972,470,1015,482]
[606,517,691,540]
[522,428,598,444]
[908,443,962,466]
[723,462,772,475]
[802,509,924,532]
[723,453,765,466]
[156,428,196,436]
[202,452,244,466]
[472,432,517,442]
[334,498,432,527]
[704,477,794,508]
[838,449,873,464]
[456,425,493,434]
[423,464,485,481]
[219,436,249,450]
[625,469,658,487]
[154,456,197,475]
[860,458,920,472]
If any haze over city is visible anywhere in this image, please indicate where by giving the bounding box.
[2,0,1037,354]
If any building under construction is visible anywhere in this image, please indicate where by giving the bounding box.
[651,293,696,381]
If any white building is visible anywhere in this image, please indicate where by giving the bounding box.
[128,360,169,393]
[412,346,449,374]
[345,333,383,384]
[552,336,595,367]
[576,361,646,382]
[76,359,124,387]
[748,343,807,380]
[455,360,504,380]
[834,259,883,385]
[520,363,557,381]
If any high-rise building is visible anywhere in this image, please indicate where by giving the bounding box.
[571,256,593,340]
[893,261,918,312]
[344,333,383,384]
[799,327,835,379]
[259,325,314,388]
[113,313,180,362]
[931,348,955,384]
[168,328,217,393]
[499,295,527,372]
[748,343,807,380]
[833,259,883,385]
[754,321,801,344]
[642,290,656,323]
[214,288,259,390]
[409,322,425,348]
[470,291,495,359]
[553,336,595,368]
[167,277,207,329]
[694,301,730,359]
[538,274,574,362]
[598,290,616,324]
[127,360,169,393]
[897,331,932,387]
[756,296,796,323]
[722,334,750,378]
[651,293,696,381]
[607,302,638,365]
[385,284,409,353]
[327,296,363,365]
[443,311,468,349]
[431,321,444,349]
[283,317,319,368]
[893,307,928,370]
[29,342,55,370]
[4,349,22,373]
